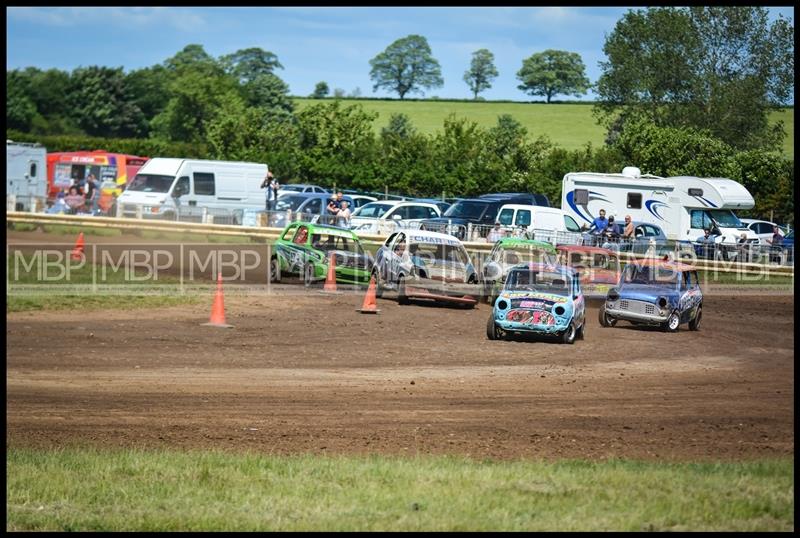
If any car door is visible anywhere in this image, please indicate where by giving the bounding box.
[386,232,407,285]
[287,224,311,274]
[375,232,398,282]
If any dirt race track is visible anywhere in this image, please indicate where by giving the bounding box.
[7,276,795,462]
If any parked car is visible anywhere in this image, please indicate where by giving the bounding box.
[482,238,557,305]
[278,183,329,196]
[487,262,586,344]
[412,198,451,214]
[270,222,371,287]
[599,259,703,332]
[348,194,378,209]
[419,193,549,240]
[740,218,779,244]
[349,200,441,235]
[495,204,583,245]
[371,229,480,307]
[556,245,621,300]
[783,230,794,263]
[269,192,356,228]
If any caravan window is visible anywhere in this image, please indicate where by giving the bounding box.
[29,163,37,177]
[193,173,215,195]
[573,189,589,205]
[626,193,642,209]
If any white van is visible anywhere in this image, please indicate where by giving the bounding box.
[117,158,268,221]
[495,204,583,244]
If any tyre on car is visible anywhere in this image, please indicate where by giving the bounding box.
[688,305,702,331]
[269,257,281,283]
[664,311,681,332]
[397,275,410,305]
[486,315,499,340]
[598,304,617,327]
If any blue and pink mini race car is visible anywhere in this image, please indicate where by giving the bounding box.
[486,263,586,344]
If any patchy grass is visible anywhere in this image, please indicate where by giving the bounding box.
[6,447,793,532]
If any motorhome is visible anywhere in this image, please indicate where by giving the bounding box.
[560,167,760,245]
[7,140,47,211]
[116,158,268,221]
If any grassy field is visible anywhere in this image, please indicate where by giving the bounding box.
[6,447,793,531]
[295,99,794,158]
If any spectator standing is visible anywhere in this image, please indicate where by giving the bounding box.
[622,215,635,239]
[85,174,100,214]
[64,186,86,214]
[587,209,608,234]
[766,225,784,264]
[326,192,341,224]
[487,222,503,243]
[337,200,352,228]
[261,171,279,212]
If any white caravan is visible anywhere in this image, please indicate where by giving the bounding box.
[495,204,583,244]
[117,158,268,220]
[560,167,759,245]
[7,140,47,211]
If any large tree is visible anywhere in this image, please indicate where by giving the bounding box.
[369,35,443,99]
[220,47,283,85]
[595,6,794,150]
[463,48,499,100]
[68,66,146,137]
[517,50,590,103]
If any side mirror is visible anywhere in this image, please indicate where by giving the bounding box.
[392,214,402,221]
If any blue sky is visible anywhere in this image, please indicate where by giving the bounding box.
[6,6,795,101]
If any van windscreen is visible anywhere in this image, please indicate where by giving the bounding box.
[126,174,174,193]
[443,201,489,219]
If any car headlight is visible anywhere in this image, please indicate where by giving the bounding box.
[608,288,620,301]
[554,305,566,317]
[497,299,509,310]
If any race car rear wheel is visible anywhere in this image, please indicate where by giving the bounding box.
[486,315,499,340]
[664,311,680,332]
[269,257,281,283]
[397,275,410,305]
[599,304,617,327]
[689,305,702,331]
[561,322,576,344]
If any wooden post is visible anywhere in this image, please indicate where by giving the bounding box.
[384,185,388,200]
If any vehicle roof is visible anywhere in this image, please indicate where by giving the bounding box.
[739,218,776,225]
[283,183,325,188]
[556,245,619,255]
[509,262,576,275]
[627,258,696,272]
[496,237,557,251]
[401,229,464,245]
[286,221,358,235]
[283,192,352,199]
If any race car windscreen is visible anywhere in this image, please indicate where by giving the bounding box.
[311,233,366,255]
[623,265,679,285]
[565,252,619,271]
[410,243,470,268]
[501,247,556,265]
[505,269,571,296]
[126,174,175,193]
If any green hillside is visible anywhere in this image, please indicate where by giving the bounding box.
[295,99,794,159]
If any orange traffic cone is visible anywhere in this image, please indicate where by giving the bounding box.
[202,272,233,328]
[356,276,380,314]
[70,232,85,261]
[323,253,338,293]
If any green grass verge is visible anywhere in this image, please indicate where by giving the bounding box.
[295,99,794,158]
[7,253,202,313]
[6,447,793,531]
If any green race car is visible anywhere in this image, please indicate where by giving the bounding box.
[270,222,372,287]
[482,237,557,305]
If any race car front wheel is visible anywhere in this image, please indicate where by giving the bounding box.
[371,268,384,298]
[486,315,499,340]
[269,257,281,283]
[599,304,617,327]
[304,264,315,287]
[664,311,680,332]
[397,275,410,305]
[561,323,576,344]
